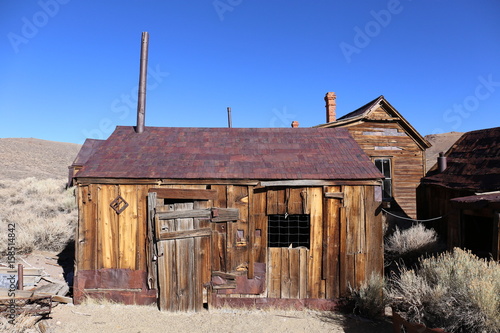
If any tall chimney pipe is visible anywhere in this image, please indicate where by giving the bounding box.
[227,107,232,128]
[136,32,149,134]
[438,152,447,172]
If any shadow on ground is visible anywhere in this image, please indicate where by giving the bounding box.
[57,240,75,294]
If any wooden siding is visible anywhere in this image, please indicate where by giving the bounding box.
[76,182,383,304]
[417,184,474,247]
[340,106,426,218]
[77,184,153,272]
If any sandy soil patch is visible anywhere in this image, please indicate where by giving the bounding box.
[46,303,392,333]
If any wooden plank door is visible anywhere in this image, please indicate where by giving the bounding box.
[154,198,212,312]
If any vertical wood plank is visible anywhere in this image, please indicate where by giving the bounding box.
[161,201,176,311]
[288,248,300,299]
[288,188,304,215]
[280,248,291,298]
[307,187,323,299]
[277,188,286,214]
[355,186,366,288]
[211,228,221,272]
[78,185,97,271]
[343,186,356,294]
[225,185,235,272]
[267,248,281,298]
[299,247,308,299]
[96,185,103,269]
[99,184,119,269]
[247,186,255,279]
[211,185,228,272]
[324,186,341,299]
[90,185,99,271]
[253,189,267,264]
[194,200,211,309]
[118,185,137,269]
[228,186,249,273]
[75,186,84,272]
[339,206,348,297]
[136,185,151,271]
[175,202,194,311]
[157,236,169,310]
[266,188,278,215]
[146,191,157,291]
[365,186,384,277]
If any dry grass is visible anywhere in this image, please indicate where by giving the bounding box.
[0,177,77,255]
[386,248,500,332]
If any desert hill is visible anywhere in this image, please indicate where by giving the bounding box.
[0,138,81,180]
[424,132,464,172]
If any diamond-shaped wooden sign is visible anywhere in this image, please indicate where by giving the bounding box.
[110,195,129,214]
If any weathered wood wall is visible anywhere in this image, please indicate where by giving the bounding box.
[341,105,426,219]
[77,184,151,272]
[416,184,472,245]
[76,182,383,306]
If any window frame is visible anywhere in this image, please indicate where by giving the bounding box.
[373,157,393,201]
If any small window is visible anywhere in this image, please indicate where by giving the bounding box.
[374,158,392,201]
[268,214,310,248]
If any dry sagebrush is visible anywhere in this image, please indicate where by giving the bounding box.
[385,223,439,267]
[349,273,386,319]
[386,248,500,333]
[0,178,76,255]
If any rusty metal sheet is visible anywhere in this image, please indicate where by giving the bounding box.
[73,269,157,306]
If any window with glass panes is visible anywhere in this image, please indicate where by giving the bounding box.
[374,158,392,200]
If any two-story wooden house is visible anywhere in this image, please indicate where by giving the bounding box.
[315,93,431,219]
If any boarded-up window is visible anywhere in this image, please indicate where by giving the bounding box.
[268,214,310,248]
[374,158,392,200]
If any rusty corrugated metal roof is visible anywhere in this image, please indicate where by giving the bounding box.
[421,127,500,191]
[76,126,383,180]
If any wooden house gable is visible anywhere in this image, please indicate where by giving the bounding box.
[315,94,431,219]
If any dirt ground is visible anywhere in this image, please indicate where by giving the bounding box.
[7,251,393,333]
[46,303,392,333]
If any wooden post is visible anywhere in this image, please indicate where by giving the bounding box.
[17,264,23,290]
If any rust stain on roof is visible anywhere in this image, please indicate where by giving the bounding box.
[76,126,383,180]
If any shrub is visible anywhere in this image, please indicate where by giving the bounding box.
[0,178,77,255]
[349,273,386,319]
[386,248,500,333]
[385,223,439,267]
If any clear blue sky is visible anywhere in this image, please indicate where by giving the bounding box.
[1,0,499,144]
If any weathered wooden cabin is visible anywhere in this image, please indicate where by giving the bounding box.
[418,127,500,260]
[72,125,384,311]
[315,93,431,219]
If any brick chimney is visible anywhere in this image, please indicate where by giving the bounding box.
[325,92,337,123]
[291,120,299,128]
